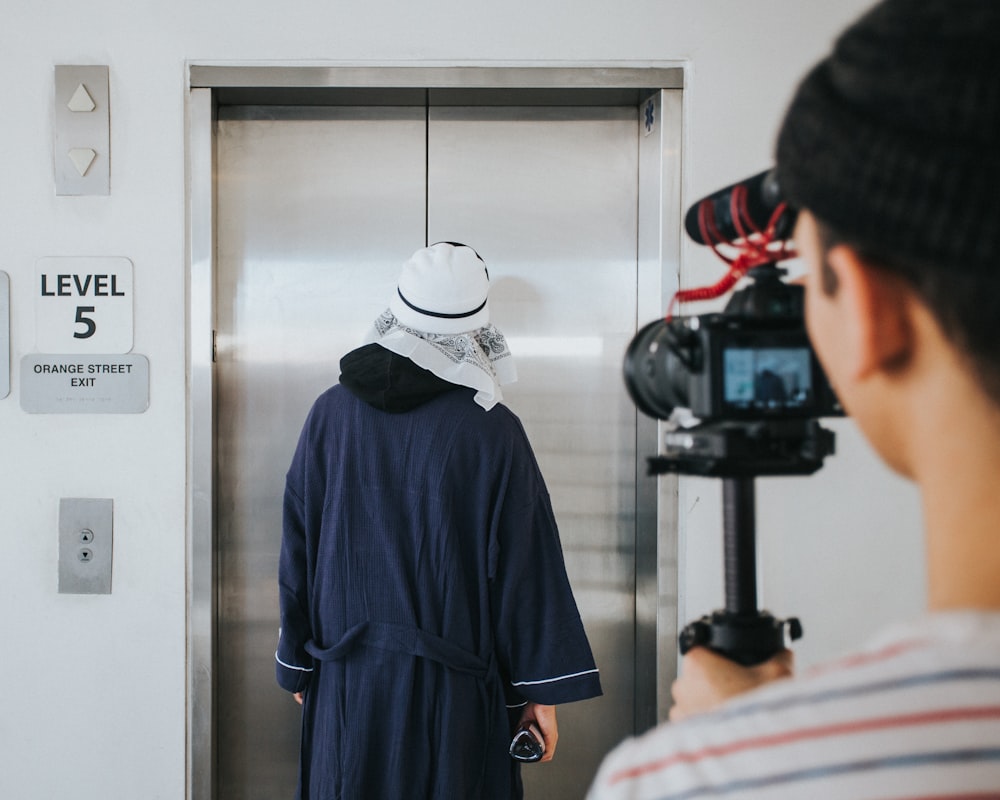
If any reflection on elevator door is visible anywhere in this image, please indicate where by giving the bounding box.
[215,102,640,800]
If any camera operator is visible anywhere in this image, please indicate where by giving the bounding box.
[588,0,1000,796]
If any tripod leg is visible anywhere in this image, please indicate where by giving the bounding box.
[724,477,758,615]
[679,476,802,665]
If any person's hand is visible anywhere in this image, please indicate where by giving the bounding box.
[669,647,793,722]
[519,702,558,762]
[293,692,304,706]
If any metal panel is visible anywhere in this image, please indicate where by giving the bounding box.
[637,90,685,723]
[191,64,684,91]
[214,106,427,799]
[187,86,215,800]
[427,102,648,797]
[58,498,113,594]
[197,65,684,112]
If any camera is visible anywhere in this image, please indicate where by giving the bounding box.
[623,170,842,478]
[625,266,839,424]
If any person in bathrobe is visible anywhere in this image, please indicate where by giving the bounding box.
[276,242,602,800]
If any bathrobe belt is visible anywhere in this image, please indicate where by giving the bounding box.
[305,621,493,679]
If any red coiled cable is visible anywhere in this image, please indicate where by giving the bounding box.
[666,185,794,319]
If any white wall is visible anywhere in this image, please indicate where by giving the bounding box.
[0,1,922,797]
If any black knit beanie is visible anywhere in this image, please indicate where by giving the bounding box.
[775,0,1000,272]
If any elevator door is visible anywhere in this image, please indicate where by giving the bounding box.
[215,100,640,800]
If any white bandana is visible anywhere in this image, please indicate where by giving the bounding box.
[365,309,517,411]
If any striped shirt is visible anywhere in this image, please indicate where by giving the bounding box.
[588,612,1000,800]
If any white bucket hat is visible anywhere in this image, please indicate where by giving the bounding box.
[389,242,490,334]
[367,243,517,410]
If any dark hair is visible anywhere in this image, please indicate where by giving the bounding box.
[815,219,1000,405]
[774,0,1000,406]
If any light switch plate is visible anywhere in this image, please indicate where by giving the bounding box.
[59,498,113,594]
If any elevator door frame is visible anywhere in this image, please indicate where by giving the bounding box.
[187,64,684,800]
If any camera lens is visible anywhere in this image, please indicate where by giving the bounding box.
[623,318,692,420]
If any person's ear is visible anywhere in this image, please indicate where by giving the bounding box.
[825,245,913,381]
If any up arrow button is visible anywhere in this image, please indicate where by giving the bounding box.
[67,83,96,112]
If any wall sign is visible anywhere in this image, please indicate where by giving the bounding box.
[0,271,9,399]
[36,257,133,353]
[20,354,148,413]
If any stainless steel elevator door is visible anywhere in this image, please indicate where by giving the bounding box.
[215,102,640,800]
[215,107,427,799]
[427,105,639,800]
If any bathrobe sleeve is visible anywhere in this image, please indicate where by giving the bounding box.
[488,421,603,707]
[275,408,320,694]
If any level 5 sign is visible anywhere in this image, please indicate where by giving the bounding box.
[36,257,133,353]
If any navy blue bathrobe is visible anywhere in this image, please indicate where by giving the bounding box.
[276,346,602,800]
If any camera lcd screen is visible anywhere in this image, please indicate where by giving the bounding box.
[723,347,814,412]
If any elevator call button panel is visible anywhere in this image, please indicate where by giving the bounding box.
[59,498,113,594]
[54,65,110,196]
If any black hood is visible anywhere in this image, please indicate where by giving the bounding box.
[339,343,460,413]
